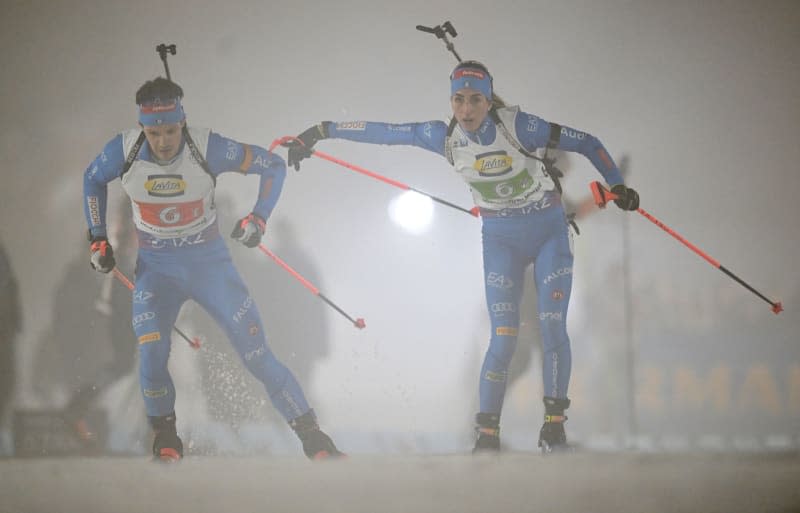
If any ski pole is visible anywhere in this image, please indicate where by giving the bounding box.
[590,181,783,315]
[256,243,366,330]
[270,136,479,217]
[111,267,202,348]
[156,43,177,81]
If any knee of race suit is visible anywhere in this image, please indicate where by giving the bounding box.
[239,340,292,396]
[137,329,171,381]
[137,331,175,410]
[538,308,570,354]
[483,324,520,380]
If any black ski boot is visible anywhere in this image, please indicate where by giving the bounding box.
[150,413,183,462]
[62,386,101,451]
[472,412,501,453]
[290,410,345,460]
[538,397,571,454]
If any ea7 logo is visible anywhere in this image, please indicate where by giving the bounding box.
[149,232,206,249]
[225,140,240,161]
[487,272,514,290]
[134,290,154,304]
[526,115,539,132]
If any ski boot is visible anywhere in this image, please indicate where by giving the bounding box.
[150,413,183,462]
[290,410,345,460]
[62,387,100,451]
[538,397,571,454]
[472,412,501,453]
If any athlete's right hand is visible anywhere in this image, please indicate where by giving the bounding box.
[282,122,330,171]
[230,213,266,248]
[610,184,640,211]
[89,236,115,273]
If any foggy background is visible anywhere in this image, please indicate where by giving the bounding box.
[1,0,798,456]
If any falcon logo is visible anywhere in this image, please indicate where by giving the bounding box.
[145,175,186,197]
[233,296,254,323]
[543,267,572,285]
[474,151,512,176]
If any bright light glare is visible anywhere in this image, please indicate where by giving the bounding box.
[388,191,434,234]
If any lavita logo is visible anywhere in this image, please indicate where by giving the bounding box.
[474,151,513,177]
[145,174,186,197]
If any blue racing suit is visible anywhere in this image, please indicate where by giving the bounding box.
[323,108,624,416]
[83,128,311,421]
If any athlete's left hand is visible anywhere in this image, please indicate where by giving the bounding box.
[610,184,640,211]
[231,213,266,248]
[282,122,330,171]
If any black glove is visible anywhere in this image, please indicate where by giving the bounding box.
[89,236,115,273]
[610,184,640,211]
[230,213,266,248]
[282,122,330,171]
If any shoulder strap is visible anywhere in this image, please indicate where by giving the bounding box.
[120,131,146,180]
[490,107,563,194]
[546,122,562,149]
[182,126,217,186]
[120,128,217,186]
[444,117,459,165]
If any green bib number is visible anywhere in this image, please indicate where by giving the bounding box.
[470,169,533,201]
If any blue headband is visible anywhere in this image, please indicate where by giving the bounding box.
[450,67,492,100]
[138,97,185,126]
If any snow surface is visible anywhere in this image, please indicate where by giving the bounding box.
[1,452,799,513]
